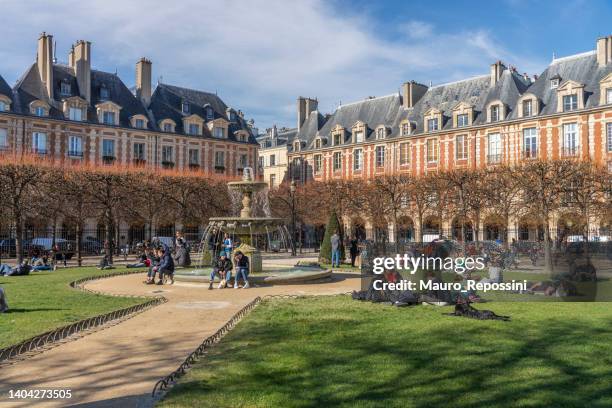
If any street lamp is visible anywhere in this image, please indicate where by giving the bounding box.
[290,180,297,256]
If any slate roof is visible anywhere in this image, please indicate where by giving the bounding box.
[257,127,297,149]
[527,51,612,115]
[12,63,151,127]
[0,74,13,104]
[149,83,256,143]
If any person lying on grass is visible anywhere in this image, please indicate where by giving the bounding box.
[209,252,233,290]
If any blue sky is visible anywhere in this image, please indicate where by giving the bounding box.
[0,0,609,132]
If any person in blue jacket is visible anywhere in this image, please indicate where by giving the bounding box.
[156,244,175,285]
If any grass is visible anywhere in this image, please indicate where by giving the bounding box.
[160,296,612,408]
[0,267,144,349]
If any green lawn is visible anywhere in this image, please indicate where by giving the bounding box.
[160,296,612,408]
[0,267,143,349]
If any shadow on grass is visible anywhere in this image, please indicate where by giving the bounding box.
[4,308,67,313]
[162,298,612,408]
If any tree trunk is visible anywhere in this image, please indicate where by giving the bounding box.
[543,215,553,274]
[15,216,24,264]
[76,223,83,267]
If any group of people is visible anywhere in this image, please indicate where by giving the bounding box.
[330,231,362,268]
[208,233,250,289]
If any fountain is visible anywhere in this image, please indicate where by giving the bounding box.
[174,167,332,285]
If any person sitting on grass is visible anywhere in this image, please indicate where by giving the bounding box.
[0,261,31,276]
[233,251,250,289]
[0,286,8,313]
[31,253,52,272]
[97,254,115,270]
[156,245,175,285]
[209,251,233,290]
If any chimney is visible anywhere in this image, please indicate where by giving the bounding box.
[401,81,428,109]
[68,45,75,69]
[136,57,152,106]
[297,97,318,130]
[597,35,612,67]
[271,124,278,138]
[36,32,54,100]
[490,61,506,87]
[73,40,91,103]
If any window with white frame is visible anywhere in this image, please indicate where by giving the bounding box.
[32,132,47,154]
[270,154,276,166]
[100,86,110,100]
[135,119,145,129]
[606,123,612,152]
[353,149,363,170]
[102,111,116,125]
[426,139,438,163]
[456,135,468,160]
[375,146,385,167]
[239,154,248,168]
[427,118,439,132]
[270,174,276,186]
[607,88,612,104]
[60,82,71,96]
[35,106,45,117]
[315,138,321,149]
[490,105,500,122]
[376,128,385,140]
[68,135,83,157]
[487,133,502,163]
[399,142,410,165]
[333,152,342,171]
[102,139,115,158]
[206,107,214,120]
[523,128,538,159]
[563,94,578,112]
[562,123,578,156]
[213,127,224,138]
[314,154,322,173]
[456,114,469,128]
[550,78,559,89]
[258,156,264,169]
[0,128,8,148]
[182,102,189,114]
[522,99,533,117]
[354,131,364,143]
[188,123,200,135]
[401,122,410,136]
[188,149,199,165]
[133,143,146,161]
[215,151,225,167]
[333,133,342,145]
[161,146,174,163]
[69,107,82,121]
[163,122,173,132]
[0,101,6,112]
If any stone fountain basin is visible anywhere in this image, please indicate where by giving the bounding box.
[174,265,332,285]
[208,217,286,234]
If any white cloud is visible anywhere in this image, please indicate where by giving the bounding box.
[0,0,547,128]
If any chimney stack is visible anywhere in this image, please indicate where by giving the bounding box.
[297,97,318,130]
[68,45,75,69]
[73,40,91,103]
[136,57,152,106]
[597,35,612,67]
[490,61,506,87]
[37,32,54,100]
[401,81,428,109]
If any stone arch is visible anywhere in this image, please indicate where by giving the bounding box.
[423,215,441,242]
[451,215,473,242]
[397,215,415,243]
[372,215,388,243]
[350,217,367,241]
[483,213,506,242]
[518,214,545,241]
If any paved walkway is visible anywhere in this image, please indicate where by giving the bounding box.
[0,265,360,407]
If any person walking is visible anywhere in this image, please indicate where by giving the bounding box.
[349,237,359,267]
[331,231,341,268]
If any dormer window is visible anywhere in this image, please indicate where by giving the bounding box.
[427,118,439,132]
[354,130,365,143]
[228,111,236,121]
[563,94,578,112]
[135,119,145,129]
[294,141,300,151]
[456,114,469,127]
[315,138,321,149]
[0,101,5,112]
[60,81,71,96]
[550,78,560,89]
[213,127,224,138]
[103,111,116,125]
[164,123,172,132]
[100,85,110,100]
[607,88,612,104]
[69,107,82,121]
[206,107,213,120]
[30,101,49,117]
[522,99,533,117]
[35,106,45,117]
[401,122,410,136]
[188,123,200,135]
[376,127,385,140]
[182,102,190,114]
[490,105,500,122]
